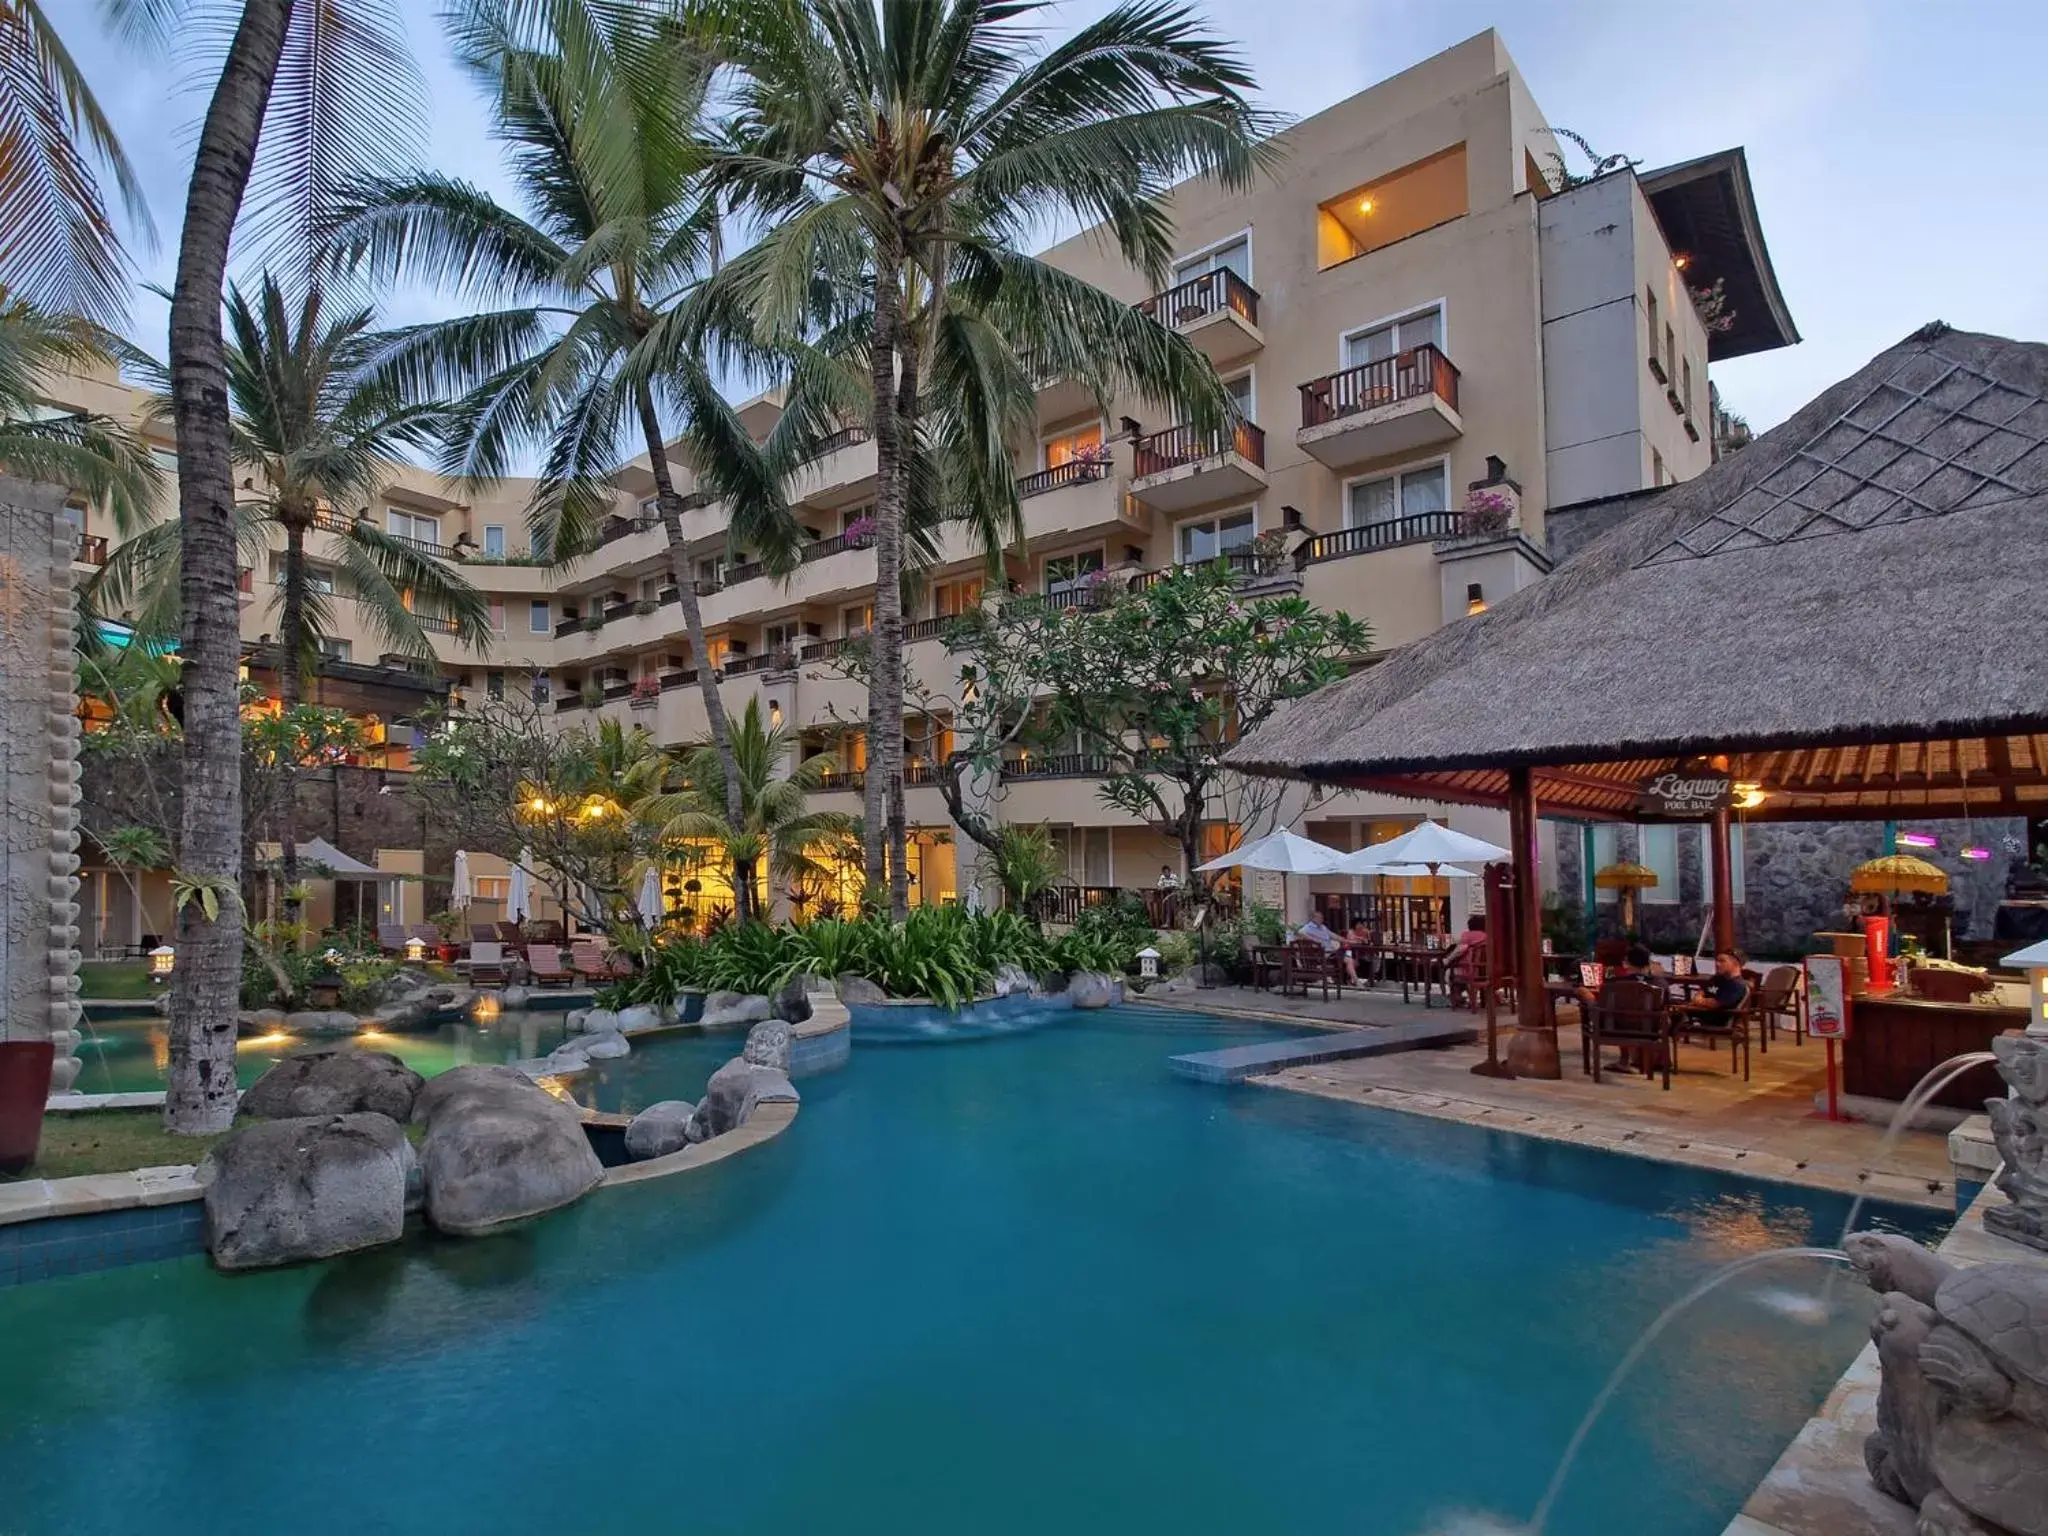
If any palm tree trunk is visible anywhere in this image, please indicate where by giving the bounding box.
[866,251,909,920]
[634,389,751,924]
[277,514,307,915]
[163,0,293,1137]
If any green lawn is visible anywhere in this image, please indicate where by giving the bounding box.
[77,959,164,1000]
[15,1109,227,1180]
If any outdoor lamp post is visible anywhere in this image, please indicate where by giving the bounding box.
[403,935,428,963]
[148,944,175,982]
[2004,939,2048,1037]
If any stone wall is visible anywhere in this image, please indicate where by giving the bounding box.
[1552,815,2024,957]
[1,480,83,1058]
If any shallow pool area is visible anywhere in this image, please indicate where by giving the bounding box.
[2,1006,1941,1535]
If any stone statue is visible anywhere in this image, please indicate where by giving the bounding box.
[1985,1033,2048,1253]
[1846,1233,2048,1536]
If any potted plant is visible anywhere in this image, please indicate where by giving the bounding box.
[1072,442,1114,482]
[427,908,463,962]
[630,673,661,708]
[1461,487,1516,535]
[581,611,605,634]
[843,512,877,548]
[580,679,604,710]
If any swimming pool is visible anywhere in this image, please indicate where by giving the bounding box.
[1,1006,1936,1535]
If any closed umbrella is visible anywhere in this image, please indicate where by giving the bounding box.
[451,849,473,909]
[1194,827,1345,875]
[507,850,533,923]
[637,867,664,928]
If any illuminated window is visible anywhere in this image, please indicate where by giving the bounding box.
[473,875,510,902]
[841,603,872,637]
[1043,421,1103,469]
[1316,145,1468,270]
[935,578,983,617]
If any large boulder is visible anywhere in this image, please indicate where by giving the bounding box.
[992,964,1037,998]
[702,990,773,1029]
[616,1005,661,1034]
[199,1113,414,1271]
[241,1048,423,1122]
[499,984,533,1009]
[581,1031,630,1060]
[623,1100,697,1162]
[239,1008,288,1034]
[771,976,813,1024]
[835,974,890,1006]
[1066,971,1125,1009]
[569,1007,620,1035]
[412,1066,604,1236]
[743,1019,792,1072]
[364,969,432,1007]
[284,1009,362,1036]
[686,1056,800,1143]
[544,1040,592,1073]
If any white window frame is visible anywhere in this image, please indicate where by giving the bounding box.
[386,507,441,547]
[1220,368,1256,426]
[1169,226,1254,287]
[317,636,352,661]
[1338,298,1449,371]
[1341,455,1452,531]
[482,523,506,557]
[529,600,551,635]
[1042,544,1107,594]
[1175,505,1259,565]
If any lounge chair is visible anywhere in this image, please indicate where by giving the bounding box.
[527,919,566,945]
[495,921,527,953]
[569,940,609,984]
[377,924,408,954]
[470,923,498,945]
[466,941,510,986]
[526,943,572,988]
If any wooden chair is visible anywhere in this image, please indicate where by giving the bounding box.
[1674,978,1754,1081]
[1289,940,1346,1001]
[1586,977,1674,1090]
[525,943,572,988]
[466,941,510,985]
[1756,965,1804,1046]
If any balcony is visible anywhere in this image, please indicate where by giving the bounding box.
[1127,421,1267,512]
[1296,344,1462,469]
[1135,269,1262,366]
[1015,459,1149,541]
[73,532,108,567]
[1296,511,1463,564]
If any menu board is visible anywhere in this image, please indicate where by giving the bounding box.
[1807,954,1848,1039]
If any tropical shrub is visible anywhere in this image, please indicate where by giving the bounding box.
[1048,928,1133,976]
[596,938,712,1009]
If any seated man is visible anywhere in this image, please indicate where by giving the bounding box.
[1581,944,1660,1074]
[1294,910,1354,983]
[1677,948,1750,1029]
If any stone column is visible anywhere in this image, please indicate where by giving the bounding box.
[0,479,84,1091]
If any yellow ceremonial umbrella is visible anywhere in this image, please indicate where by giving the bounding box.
[1849,854,1950,897]
[1594,860,1659,933]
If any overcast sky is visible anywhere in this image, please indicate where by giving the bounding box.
[58,0,2048,433]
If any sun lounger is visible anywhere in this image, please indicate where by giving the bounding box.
[525,943,572,987]
[466,940,510,986]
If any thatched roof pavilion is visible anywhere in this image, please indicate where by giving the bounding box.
[1235,324,2048,824]
[1231,324,2048,1074]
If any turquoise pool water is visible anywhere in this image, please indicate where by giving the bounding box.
[1,1007,1938,1535]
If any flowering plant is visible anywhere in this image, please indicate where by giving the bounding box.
[843,514,877,544]
[632,673,661,700]
[1461,487,1516,534]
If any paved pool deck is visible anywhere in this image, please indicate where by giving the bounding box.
[1136,987,1957,1211]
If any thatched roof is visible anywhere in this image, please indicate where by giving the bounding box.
[1233,325,2048,822]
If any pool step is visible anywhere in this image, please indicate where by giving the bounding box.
[1169,1021,1478,1084]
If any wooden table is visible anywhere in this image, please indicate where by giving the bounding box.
[1368,943,1449,1008]
[1841,991,2024,1109]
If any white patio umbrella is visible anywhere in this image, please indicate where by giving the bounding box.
[450,849,473,909]
[1364,862,1482,879]
[636,867,664,927]
[1338,820,1508,873]
[507,849,534,923]
[1194,827,1345,875]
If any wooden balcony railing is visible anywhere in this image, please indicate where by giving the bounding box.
[1015,459,1112,499]
[1297,511,1463,564]
[73,532,108,566]
[803,425,871,462]
[1136,267,1259,329]
[1298,343,1459,428]
[1001,752,1111,780]
[412,613,461,636]
[1132,420,1264,478]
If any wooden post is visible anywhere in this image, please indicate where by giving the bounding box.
[1502,766,1561,1079]
[1710,808,1737,955]
[1472,862,1514,1078]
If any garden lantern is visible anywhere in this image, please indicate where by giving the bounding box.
[148,944,176,982]
[2003,938,2048,1037]
[403,935,428,962]
[1136,946,1160,980]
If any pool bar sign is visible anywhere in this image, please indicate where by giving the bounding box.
[1806,954,1849,1040]
[1634,770,1734,818]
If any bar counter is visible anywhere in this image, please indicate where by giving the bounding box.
[1841,990,2024,1109]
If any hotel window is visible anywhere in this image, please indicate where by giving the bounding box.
[1222,369,1254,420]
[489,599,505,633]
[934,577,983,617]
[387,508,440,548]
[529,600,550,634]
[1651,448,1666,486]
[486,670,504,699]
[530,672,550,703]
[317,636,352,661]
[1043,548,1104,595]
[1639,825,1680,902]
[839,502,875,535]
[841,602,873,636]
[482,524,506,557]
[1645,288,1659,365]
[1346,462,1448,529]
[473,875,510,903]
[1664,324,1677,387]
[1172,234,1249,286]
[1342,305,1443,369]
[1042,420,1104,469]
[640,576,663,602]
[1681,357,1694,416]
[1316,145,1469,269]
[1177,508,1255,564]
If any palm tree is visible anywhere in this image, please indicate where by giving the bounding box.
[0,299,160,524]
[96,274,492,904]
[0,0,158,324]
[146,0,423,1134]
[647,696,855,922]
[325,0,827,883]
[695,0,1275,918]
